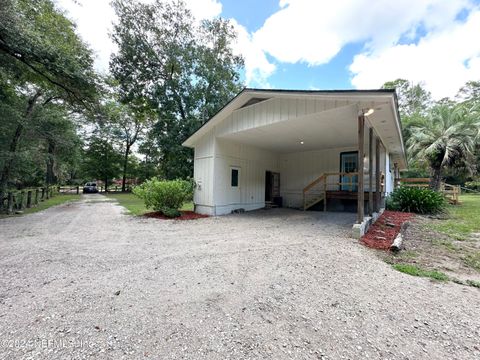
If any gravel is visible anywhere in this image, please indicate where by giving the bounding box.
[0,194,479,359]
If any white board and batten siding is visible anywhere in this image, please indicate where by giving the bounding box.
[215,97,354,138]
[191,92,398,215]
[194,136,280,215]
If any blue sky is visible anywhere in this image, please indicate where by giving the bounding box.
[221,0,480,97]
[57,0,480,99]
[221,0,360,90]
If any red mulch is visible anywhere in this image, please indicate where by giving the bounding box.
[361,210,414,250]
[144,211,209,221]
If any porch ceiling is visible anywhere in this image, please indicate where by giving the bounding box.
[219,101,406,169]
[219,104,358,153]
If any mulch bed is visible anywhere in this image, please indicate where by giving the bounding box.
[361,210,414,250]
[144,211,209,221]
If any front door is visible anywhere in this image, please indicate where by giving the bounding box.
[340,152,358,191]
[265,171,280,202]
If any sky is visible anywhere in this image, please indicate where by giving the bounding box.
[55,0,480,99]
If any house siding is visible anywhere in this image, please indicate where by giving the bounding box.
[212,139,280,215]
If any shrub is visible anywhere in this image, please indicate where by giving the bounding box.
[464,181,480,192]
[386,186,446,214]
[133,178,194,217]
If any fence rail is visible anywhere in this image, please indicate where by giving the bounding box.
[1,185,80,214]
[396,178,461,204]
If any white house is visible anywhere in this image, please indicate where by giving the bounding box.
[183,88,406,233]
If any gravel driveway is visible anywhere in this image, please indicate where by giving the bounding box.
[0,194,479,359]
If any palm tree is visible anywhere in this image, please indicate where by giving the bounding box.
[408,104,477,190]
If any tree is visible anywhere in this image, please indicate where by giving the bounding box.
[81,135,122,190]
[104,101,149,191]
[0,0,98,207]
[382,79,432,117]
[457,80,480,107]
[408,105,477,190]
[110,0,243,179]
[35,105,81,186]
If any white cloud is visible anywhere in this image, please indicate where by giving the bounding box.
[55,0,223,73]
[56,0,116,73]
[230,20,276,87]
[350,9,480,99]
[252,0,471,66]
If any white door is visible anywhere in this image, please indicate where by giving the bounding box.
[230,166,241,204]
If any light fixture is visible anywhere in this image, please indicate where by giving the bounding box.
[300,141,304,145]
[364,108,374,116]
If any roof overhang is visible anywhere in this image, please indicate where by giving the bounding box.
[183,88,407,169]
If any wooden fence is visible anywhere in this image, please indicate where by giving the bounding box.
[396,178,461,205]
[1,186,60,214]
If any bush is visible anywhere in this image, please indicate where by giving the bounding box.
[464,181,480,192]
[133,178,194,217]
[386,186,446,214]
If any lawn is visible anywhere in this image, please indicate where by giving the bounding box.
[106,192,194,215]
[1,194,81,218]
[428,194,480,240]
[386,194,480,287]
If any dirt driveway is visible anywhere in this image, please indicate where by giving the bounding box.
[0,195,479,359]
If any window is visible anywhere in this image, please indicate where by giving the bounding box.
[231,168,239,187]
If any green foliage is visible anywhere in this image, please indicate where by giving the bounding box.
[392,264,449,281]
[133,178,194,217]
[407,104,477,189]
[382,79,432,117]
[464,252,480,271]
[106,192,193,216]
[386,186,446,214]
[110,0,243,179]
[80,135,123,187]
[466,279,480,288]
[0,0,98,105]
[465,181,480,191]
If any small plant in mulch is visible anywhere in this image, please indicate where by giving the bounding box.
[144,211,209,221]
[361,210,413,250]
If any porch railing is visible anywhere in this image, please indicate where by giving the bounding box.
[303,171,385,211]
[303,172,359,211]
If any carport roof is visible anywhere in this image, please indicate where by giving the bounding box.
[183,88,406,168]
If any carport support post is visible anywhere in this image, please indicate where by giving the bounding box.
[368,128,374,216]
[393,162,399,189]
[357,114,365,224]
[375,137,381,212]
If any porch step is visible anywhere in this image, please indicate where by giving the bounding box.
[304,195,325,210]
[264,201,278,209]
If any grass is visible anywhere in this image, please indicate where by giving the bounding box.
[392,263,449,281]
[428,194,480,240]
[466,279,480,288]
[105,192,194,216]
[1,194,81,218]
[464,252,480,271]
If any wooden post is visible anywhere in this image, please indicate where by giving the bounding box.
[19,191,25,209]
[393,163,399,189]
[76,186,79,194]
[323,177,327,212]
[7,192,13,214]
[35,189,39,205]
[26,190,32,208]
[368,128,374,216]
[357,115,365,224]
[375,137,381,212]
